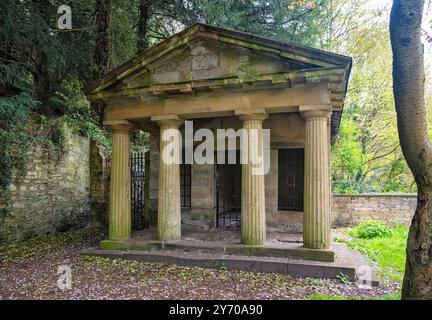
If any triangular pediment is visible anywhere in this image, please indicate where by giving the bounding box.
[85,23,351,97]
[118,39,322,91]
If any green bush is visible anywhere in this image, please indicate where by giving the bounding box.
[349,220,393,239]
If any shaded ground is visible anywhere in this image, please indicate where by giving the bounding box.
[0,229,400,300]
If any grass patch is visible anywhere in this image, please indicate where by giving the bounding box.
[336,221,408,284]
[306,293,401,300]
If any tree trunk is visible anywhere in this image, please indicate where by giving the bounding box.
[137,0,153,52]
[31,45,51,113]
[30,0,52,113]
[94,0,111,78]
[390,0,432,299]
[93,0,112,125]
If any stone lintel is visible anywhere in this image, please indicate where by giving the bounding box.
[235,108,268,122]
[151,115,184,127]
[299,105,332,119]
[104,83,330,122]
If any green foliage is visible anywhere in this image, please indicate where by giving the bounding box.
[0,1,105,195]
[329,2,421,194]
[332,120,365,193]
[152,1,328,47]
[336,273,352,285]
[50,78,111,147]
[348,220,393,239]
[219,263,228,271]
[111,0,140,67]
[131,130,149,153]
[0,59,37,194]
[67,114,112,148]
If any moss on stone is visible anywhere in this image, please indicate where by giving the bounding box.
[100,239,129,250]
[140,72,154,87]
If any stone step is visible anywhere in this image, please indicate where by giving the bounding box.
[163,240,336,262]
[112,239,335,262]
[81,247,378,286]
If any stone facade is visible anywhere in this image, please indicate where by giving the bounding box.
[0,126,91,243]
[331,194,417,227]
[148,114,311,233]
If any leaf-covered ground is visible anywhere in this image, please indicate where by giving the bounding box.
[0,229,400,300]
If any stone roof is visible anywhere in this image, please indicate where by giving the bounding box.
[85,23,352,139]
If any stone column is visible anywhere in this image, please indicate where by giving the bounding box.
[236,110,267,246]
[300,106,332,249]
[152,115,183,241]
[107,121,133,241]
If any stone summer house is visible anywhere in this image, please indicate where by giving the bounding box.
[85,24,353,265]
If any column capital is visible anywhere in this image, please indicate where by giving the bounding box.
[299,105,332,120]
[151,115,184,127]
[235,109,268,122]
[103,120,135,132]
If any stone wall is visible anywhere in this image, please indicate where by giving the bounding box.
[89,140,111,229]
[331,194,417,227]
[0,126,92,242]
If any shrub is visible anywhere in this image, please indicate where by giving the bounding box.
[349,220,393,239]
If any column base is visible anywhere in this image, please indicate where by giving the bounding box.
[304,242,330,250]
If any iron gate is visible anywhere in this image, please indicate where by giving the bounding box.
[216,151,242,230]
[131,151,145,230]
